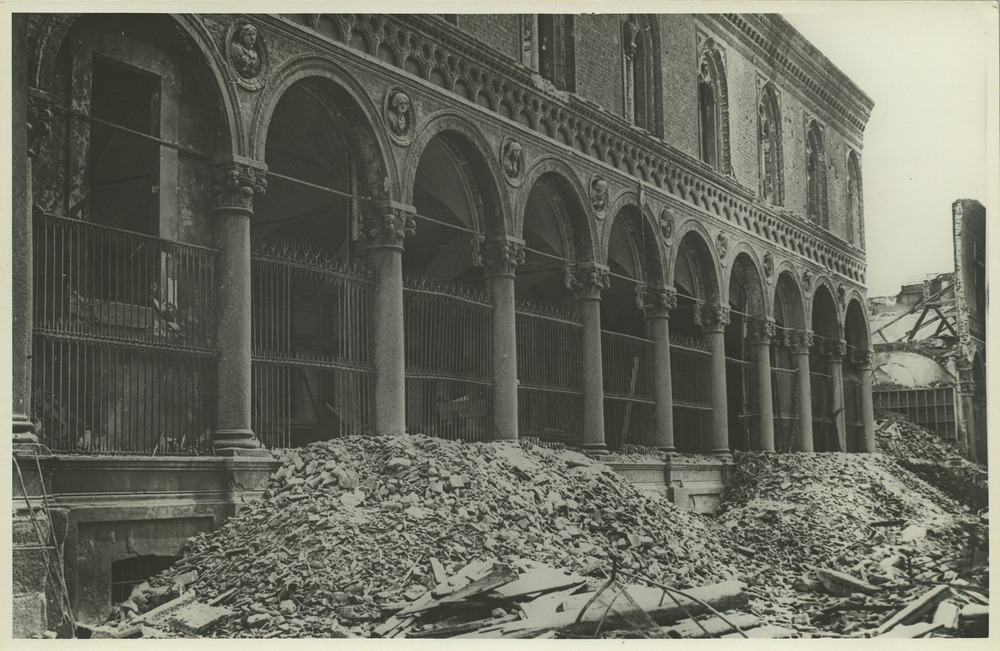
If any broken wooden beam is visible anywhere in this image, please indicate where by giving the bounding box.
[875,584,951,634]
[661,612,760,638]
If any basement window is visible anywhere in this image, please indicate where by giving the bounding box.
[110,555,179,604]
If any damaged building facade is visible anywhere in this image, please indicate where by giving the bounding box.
[12,13,875,628]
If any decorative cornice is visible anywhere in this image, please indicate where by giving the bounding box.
[565,262,610,300]
[639,284,678,318]
[746,316,776,344]
[699,303,731,332]
[211,155,267,214]
[361,200,416,249]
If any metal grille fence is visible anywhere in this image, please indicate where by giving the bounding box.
[32,213,218,454]
[250,241,375,449]
[873,386,957,442]
[726,357,760,451]
[516,302,584,448]
[771,367,798,451]
[810,371,836,451]
[670,335,712,453]
[602,331,655,451]
[843,377,865,452]
[404,276,493,442]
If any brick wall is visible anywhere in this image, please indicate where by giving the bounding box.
[574,14,624,117]
[457,15,520,62]
[660,16,699,159]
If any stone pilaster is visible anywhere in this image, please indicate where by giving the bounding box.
[747,316,776,452]
[13,89,54,443]
[480,236,525,441]
[566,263,610,454]
[700,303,731,456]
[211,155,267,453]
[363,199,416,437]
[640,285,677,453]
[789,329,815,452]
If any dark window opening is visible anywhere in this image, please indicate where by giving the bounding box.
[538,15,556,84]
[699,64,719,170]
[89,55,160,235]
[110,555,179,604]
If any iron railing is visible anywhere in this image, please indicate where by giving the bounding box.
[810,371,836,451]
[873,386,957,442]
[843,376,865,452]
[31,213,218,454]
[403,276,493,442]
[250,241,376,448]
[726,357,760,451]
[516,302,584,448]
[771,366,798,451]
[602,330,656,451]
[670,335,712,453]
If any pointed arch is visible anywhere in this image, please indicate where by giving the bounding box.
[516,157,597,264]
[846,149,863,247]
[698,39,731,174]
[622,15,663,137]
[758,82,783,205]
[806,120,829,228]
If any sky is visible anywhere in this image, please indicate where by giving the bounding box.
[781,3,997,297]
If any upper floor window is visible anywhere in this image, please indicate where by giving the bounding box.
[521,15,575,91]
[697,40,731,174]
[622,15,660,135]
[757,82,783,205]
[846,150,862,246]
[805,120,828,227]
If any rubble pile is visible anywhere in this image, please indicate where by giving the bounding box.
[129,435,747,637]
[875,411,962,461]
[719,452,987,636]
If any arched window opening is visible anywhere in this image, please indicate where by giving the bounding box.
[847,151,862,246]
[522,15,575,91]
[697,45,731,174]
[758,84,783,205]
[623,15,658,134]
[806,121,828,227]
[772,272,805,452]
[726,254,765,452]
[843,299,869,453]
[810,285,840,451]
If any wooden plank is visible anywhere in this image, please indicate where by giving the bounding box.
[408,563,518,614]
[661,613,760,638]
[878,622,943,638]
[489,568,586,600]
[875,585,951,634]
[722,624,797,639]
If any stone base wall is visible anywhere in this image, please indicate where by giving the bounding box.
[607,456,734,514]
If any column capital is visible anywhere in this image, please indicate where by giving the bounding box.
[957,380,977,396]
[746,316,776,345]
[565,262,610,300]
[788,329,814,355]
[639,284,678,318]
[27,89,54,159]
[476,235,526,277]
[819,338,848,360]
[699,303,731,332]
[848,347,872,367]
[361,199,416,250]
[211,154,268,215]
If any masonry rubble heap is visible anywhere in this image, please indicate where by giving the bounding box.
[92,419,985,639]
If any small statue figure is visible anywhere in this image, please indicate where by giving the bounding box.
[590,176,608,214]
[659,207,674,240]
[501,139,524,181]
[386,90,412,139]
[231,23,260,79]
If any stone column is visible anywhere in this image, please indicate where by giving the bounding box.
[747,317,776,452]
[827,340,847,451]
[956,380,977,462]
[701,303,731,456]
[363,200,416,437]
[854,349,877,454]
[12,89,52,442]
[566,263,610,455]
[640,285,677,453]
[481,236,525,441]
[211,155,267,453]
[789,330,814,452]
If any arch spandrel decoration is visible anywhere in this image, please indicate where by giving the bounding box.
[250,55,399,201]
